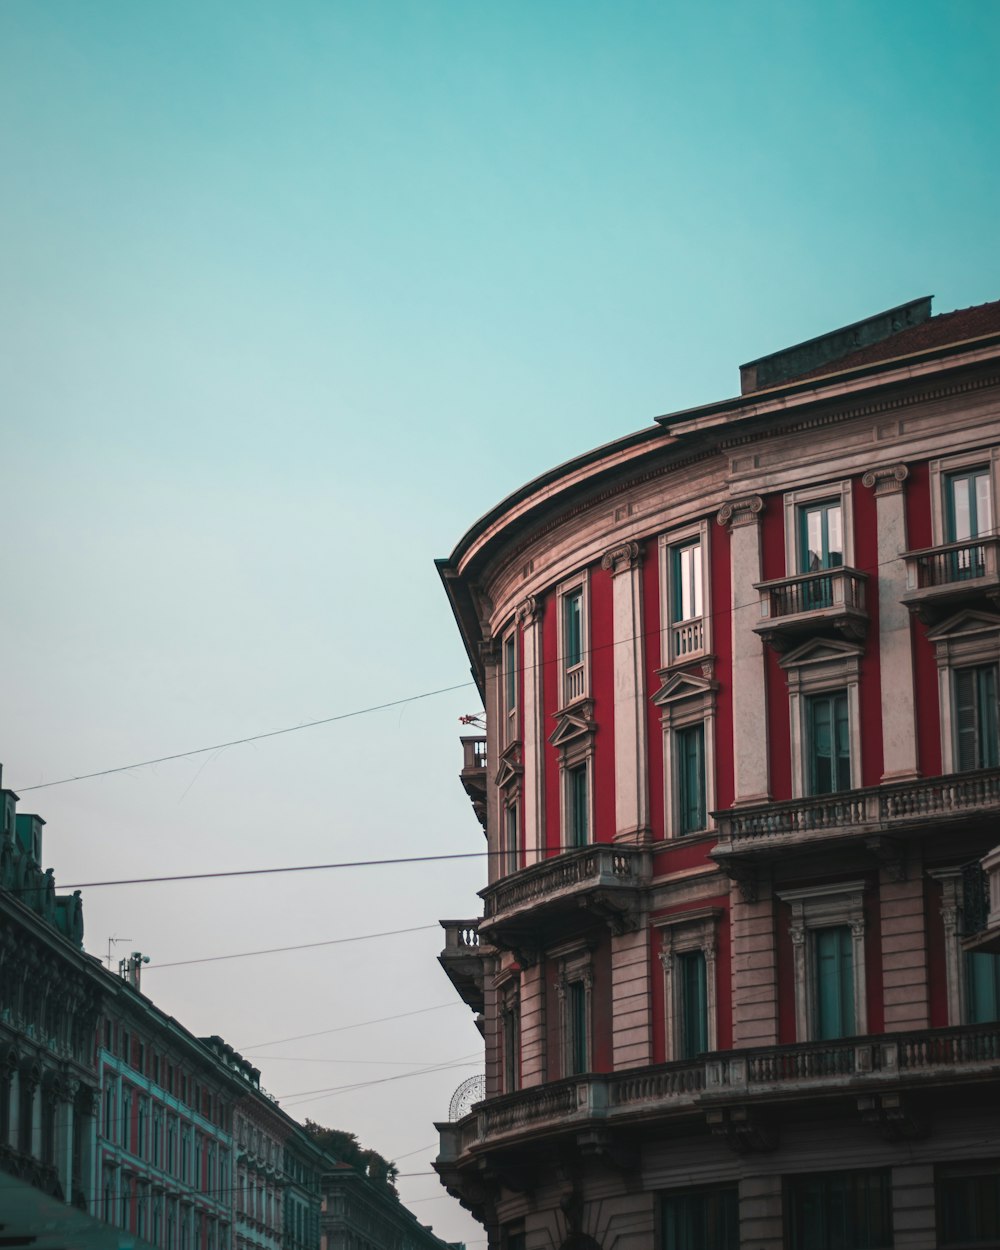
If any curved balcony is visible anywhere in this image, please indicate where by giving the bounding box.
[753,567,868,651]
[713,768,1000,870]
[903,536,1000,622]
[436,1023,1000,1172]
[478,845,651,956]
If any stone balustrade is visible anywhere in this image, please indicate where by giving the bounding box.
[440,1023,1000,1162]
[440,919,481,950]
[480,845,650,924]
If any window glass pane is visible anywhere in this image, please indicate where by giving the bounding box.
[977,470,993,537]
[966,951,1000,1024]
[662,1187,738,1250]
[787,1170,892,1250]
[678,950,707,1058]
[569,981,588,1074]
[568,765,588,847]
[564,591,582,667]
[505,805,519,874]
[677,723,706,833]
[672,542,702,622]
[809,692,850,794]
[949,474,973,541]
[939,1163,1000,1246]
[815,927,855,1040]
[955,664,999,771]
[504,635,516,718]
[800,501,844,576]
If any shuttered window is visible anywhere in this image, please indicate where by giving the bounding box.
[662,1186,738,1250]
[966,951,1000,1024]
[678,950,708,1059]
[815,926,855,1040]
[677,723,706,833]
[955,664,999,772]
[568,981,588,1075]
[808,691,851,794]
[567,764,589,847]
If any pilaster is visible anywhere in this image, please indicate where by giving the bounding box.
[480,635,502,885]
[611,924,652,1069]
[601,541,650,843]
[517,596,545,866]
[730,877,779,1047]
[879,852,929,1031]
[717,496,770,804]
[891,1163,937,1250]
[518,961,547,1089]
[739,1173,783,1250]
[862,463,919,781]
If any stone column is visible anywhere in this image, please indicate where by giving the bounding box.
[862,464,919,781]
[739,1173,783,1250]
[611,925,652,1069]
[480,637,502,886]
[601,541,650,844]
[717,497,770,805]
[57,1082,75,1201]
[517,596,545,867]
[892,1164,936,1250]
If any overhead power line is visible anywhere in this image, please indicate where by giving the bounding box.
[146,923,440,970]
[242,1001,463,1049]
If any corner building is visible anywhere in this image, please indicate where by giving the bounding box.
[434,297,1000,1250]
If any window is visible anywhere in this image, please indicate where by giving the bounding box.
[502,629,518,742]
[807,690,851,794]
[660,523,710,665]
[500,986,520,1093]
[559,582,587,704]
[815,926,856,1040]
[966,951,1000,1024]
[786,1169,892,1250]
[503,801,520,874]
[938,1161,1000,1247]
[955,664,999,771]
[778,883,867,1042]
[556,949,592,1078]
[656,909,720,1061]
[566,762,590,848]
[947,466,993,543]
[676,723,706,833]
[662,1185,738,1250]
[800,499,844,573]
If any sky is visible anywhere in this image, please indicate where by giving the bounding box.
[1,2,998,1243]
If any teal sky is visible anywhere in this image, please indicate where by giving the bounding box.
[1,3,998,1241]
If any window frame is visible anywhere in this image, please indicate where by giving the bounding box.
[786,1167,892,1250]
[926,611,1000,775]
[502,798,521,875]
[654,908,720,1062]
[563,760,591,849]
[777,882,868,1042]
[659,521,711,667]
[661,1183,739,1250]
[554,946,593,1078]
[501,625,519,747]
[557,576,589,707]
[929,447,1000,547]
[780,639,863,800]
[652,668,718,839]
[784,480,855,576]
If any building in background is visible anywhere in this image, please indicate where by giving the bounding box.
[434,297,1000,1249]
[320,1160,464,1250]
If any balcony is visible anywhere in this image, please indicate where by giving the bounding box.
[902,536,1000,621]
[668,615,706,664]
[478,845,651,954]
[713,767,1000,866]
[962,847,1000,955]
[459,735,487,831]
[438,919,487,1015]
[436,1023,1000,1168]
[753,567,868,651]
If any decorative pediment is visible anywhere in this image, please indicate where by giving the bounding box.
[651,668,717,708]
[548,701,596,751]
[778,635,864,672]
[494,740,523,790]
[924,608,1000,644]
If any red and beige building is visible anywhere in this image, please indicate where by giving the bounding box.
[435,297,1000,1250]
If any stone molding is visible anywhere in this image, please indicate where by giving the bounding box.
[716,495,764,529]
[600,540,643,577]
[861,463,909,495]
[515,594,543,626]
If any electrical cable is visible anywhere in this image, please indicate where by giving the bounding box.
[242,1001,463,1049]
[144,923,439,970]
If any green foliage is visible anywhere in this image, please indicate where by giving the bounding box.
[303,1120,399,1194]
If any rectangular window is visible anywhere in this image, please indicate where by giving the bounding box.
[504,803,520,875]
[955,664,999,771]
[799,500,844,610]
[563,587,585,702]
[677,950,708,1059]
[663,530,708,663]
[502,1003,520,1093]
[815,927,856,1040]
[567,981,588,1075]
[938,1162,1000,1247]
[662,1185,738,1250]
[672,541,703,623]
[966,951,1000,1024]
[503,632,517,739]
[566,764,589,848]
[808,691,851,794]
[676,723,706,834]
[947,467,992,542]
[786,1169,892,1250]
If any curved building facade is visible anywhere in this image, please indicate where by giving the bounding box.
[434,297,1000,1250]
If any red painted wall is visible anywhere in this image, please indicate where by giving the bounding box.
[590,564,616,844]
[906,460,943,777]
[761,496,792,800]
[853,476,885,785]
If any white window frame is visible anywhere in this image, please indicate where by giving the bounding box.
[780,639,863,799]
[652,669,717,839]
[557,575,589,708]
[925,611,1000,774]
[929,447,1000,545]
[553,944,593,1079]
[777,882,868,1041]
[659,520,711,667]
[784,480,855,575]
[654,908,720,1062]
[500,623,519,747]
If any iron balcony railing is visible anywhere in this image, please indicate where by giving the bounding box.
[756,566,867,621]
[439,1023,1000,1161]
[714,767,1000,846]
[905,536,1000,591]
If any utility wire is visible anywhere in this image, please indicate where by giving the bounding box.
[243,1002,462,1049]
[145,923,439,970]
[11,533,967,798]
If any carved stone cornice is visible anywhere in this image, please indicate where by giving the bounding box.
[861,463,909,496]
[600,540,643,577]
[716,495,764,530]
[478,636,501,667]
[516,595,543,627]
